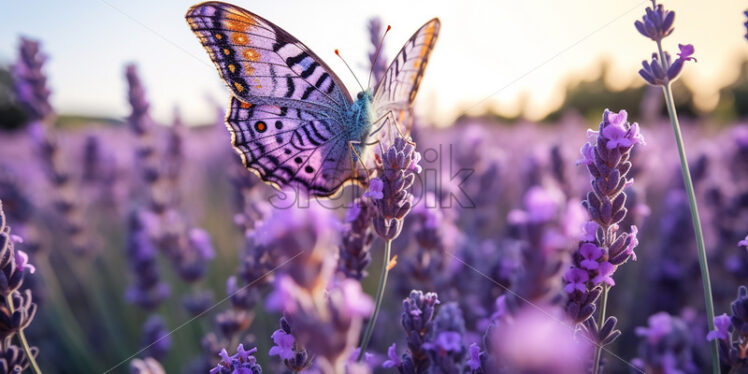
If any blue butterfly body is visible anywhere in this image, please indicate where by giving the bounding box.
[186,2,439,197]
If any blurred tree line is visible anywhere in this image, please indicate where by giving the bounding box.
[462,58,748,126]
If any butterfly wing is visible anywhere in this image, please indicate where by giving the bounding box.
[186,2,363,196]
[226,98,364,196]
[372,18,440,139]
[186,2,353,111]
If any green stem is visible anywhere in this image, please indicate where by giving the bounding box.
[357,239,392,361]
[661,81,720,374]
[6,294,41,374]
[654,35,719,373]
[592,285,610,374]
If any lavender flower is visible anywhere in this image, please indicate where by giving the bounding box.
[389,290,440,373]
[639,45,696,86]
[369,137,421,240]
[141,315,170,361]
[209,344,262,374]
[636,1,696,87]
[466,343,482,372]
[259,199,371,372]
[707,285,748,370]
[491,306,589,374]
[270,278,372,373]
[0,200,39,373]
[428,302,466,372]
[634,3,675,41]
[564,109,642,370]
[12,38,53,122]
[338,198,375,280]
[739,235,748,249]
[125,210,169,310]
[632,312,697,373]
[268,316,313,372]
[706,314,730,342]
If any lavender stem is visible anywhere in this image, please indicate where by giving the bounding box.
[357,239,392,361]
[655,38,720,374]
[592,285,610,374]
[5,293,41,374]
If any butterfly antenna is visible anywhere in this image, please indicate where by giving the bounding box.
[335,49,365,92]
[367,24,391,88]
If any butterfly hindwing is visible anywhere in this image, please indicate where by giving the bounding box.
[373,18,440,138]
[186,1,353,112]
[227,97,364,197]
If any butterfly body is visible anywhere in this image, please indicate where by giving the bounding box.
[187,2,439,197]
[346,90,375,161]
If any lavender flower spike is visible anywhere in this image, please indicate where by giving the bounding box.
[210,344,262,374]
[0,201,40,374]
[12,37,53,122]
[369,136,421,240]
[394,290,440,373]
[564,109,642,372]
[634,3,675,41]
[338,198,375,280]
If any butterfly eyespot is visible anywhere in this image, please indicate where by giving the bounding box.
[232,34,248,45]
[294,157,303,164]
[243,49,260,61]
[245,63,255,75]
[215,33,223,40]
[255,121,267,132]
[223,48,231,55]
[275,136,283,144]
[275,121,283,129]
[305,166,314,173]
[284,149,291,155]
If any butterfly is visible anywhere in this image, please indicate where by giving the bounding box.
[186,2,439,197]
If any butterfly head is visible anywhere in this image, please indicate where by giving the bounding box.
[356,90,374,103]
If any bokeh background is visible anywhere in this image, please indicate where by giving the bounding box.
[1,0,748,373]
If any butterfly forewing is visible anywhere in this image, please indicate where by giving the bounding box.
[373,18,440,136]
[186,2,353,111]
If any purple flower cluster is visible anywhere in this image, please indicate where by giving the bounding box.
[12,38,53,122]
[488,306,590,374]
[268,316,313,372]
[706,285,748,370]
[338,197,375,280]
[636,1,696,86]
[565,109,643,322]
[15,38,94,257]
[384,290,440,373]
[209,344,262,374]
[0,200,39,373]
[564,109,642,369]
[367,136,422,240]
[632,312,697,373]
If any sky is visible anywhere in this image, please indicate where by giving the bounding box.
[1,0,747,126]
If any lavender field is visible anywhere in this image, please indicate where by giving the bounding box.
[1,1,748,373]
